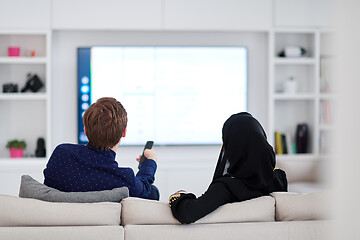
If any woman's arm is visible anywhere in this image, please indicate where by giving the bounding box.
[169,182,234,224]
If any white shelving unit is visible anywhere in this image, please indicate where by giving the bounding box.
[269,28,334,160]
[0,30,51,162]
[318,30,335,156]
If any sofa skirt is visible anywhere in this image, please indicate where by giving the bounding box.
[0,226,124,240]
[124,221,330,240]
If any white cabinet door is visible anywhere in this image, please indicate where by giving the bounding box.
[52,0,162,30]
[164,0,272,31]
[274,0,332,27]
[0,0,51,29]
[0,161,46,197]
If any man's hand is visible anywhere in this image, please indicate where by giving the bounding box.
[144,149,157,162]
[136,149,157,162]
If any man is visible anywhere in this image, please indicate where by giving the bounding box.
[44,97,159,200]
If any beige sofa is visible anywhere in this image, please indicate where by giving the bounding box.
[0,192,330,240]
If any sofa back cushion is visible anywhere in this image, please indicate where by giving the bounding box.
[196,196,275,224]
[122,197,179,225]
[271,192,330,221]
[121,196,275,225]
[0,194,121,226]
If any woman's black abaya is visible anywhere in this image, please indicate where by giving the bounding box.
[169,112,288,224]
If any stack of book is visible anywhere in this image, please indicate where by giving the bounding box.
[274,131,295,154]
[320,100,332,124]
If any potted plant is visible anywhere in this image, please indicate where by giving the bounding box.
[6,139,26,158]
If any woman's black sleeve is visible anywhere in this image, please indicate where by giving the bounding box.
[169,182,234,224]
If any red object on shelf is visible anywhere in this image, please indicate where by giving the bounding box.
[9,148,23,158]
[8,46,20,57]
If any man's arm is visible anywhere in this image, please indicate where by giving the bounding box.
[133,149,157,198]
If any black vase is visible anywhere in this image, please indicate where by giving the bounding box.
[35,138,46,157]
[296,124,308,153]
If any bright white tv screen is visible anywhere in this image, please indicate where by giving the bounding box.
[78,46,247,145]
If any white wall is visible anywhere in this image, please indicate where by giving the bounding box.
[50,0,272,31]
[333,0,360,238]
[274,0,332,28]
[51,30,268,200]
[0,0,51,29]
[0,0,334,201]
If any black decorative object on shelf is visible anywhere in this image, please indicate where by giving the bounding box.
[296,123,309,153]
[2,83,19,93]
[21,73,43,92]
[35,138,46,157]
[278,46,306,58]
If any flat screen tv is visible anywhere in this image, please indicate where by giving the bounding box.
[78,46,247,145]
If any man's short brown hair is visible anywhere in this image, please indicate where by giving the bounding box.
[83,97,127,150]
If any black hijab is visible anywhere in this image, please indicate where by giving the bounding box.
[212,112,276,190]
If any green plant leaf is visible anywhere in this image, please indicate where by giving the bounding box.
[6,139,26,149]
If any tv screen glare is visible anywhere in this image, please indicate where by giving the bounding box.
[78,46,247,145]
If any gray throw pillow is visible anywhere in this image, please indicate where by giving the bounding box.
[19,175,129,203]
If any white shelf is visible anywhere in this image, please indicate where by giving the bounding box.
[276,154,319,161]
[274,93,315,100]
[0,29,50,35]
[0,157,47,163]
[274,57,316,65]
[0,158,47,172]
[0,93,47,100]
[272,28,317,34]
[0,57,47,64]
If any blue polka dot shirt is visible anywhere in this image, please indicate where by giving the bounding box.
[43,143,157,198]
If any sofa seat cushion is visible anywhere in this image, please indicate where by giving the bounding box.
[121,196,275,225]
[0,194,121,227]
[271,192,330,221]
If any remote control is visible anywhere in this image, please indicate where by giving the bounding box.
[138,141,154,169]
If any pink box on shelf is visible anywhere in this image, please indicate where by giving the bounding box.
[8,46,20,57]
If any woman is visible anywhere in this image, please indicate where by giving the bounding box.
[169,112,287,224]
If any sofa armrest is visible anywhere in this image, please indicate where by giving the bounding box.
[271,192,331,221]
